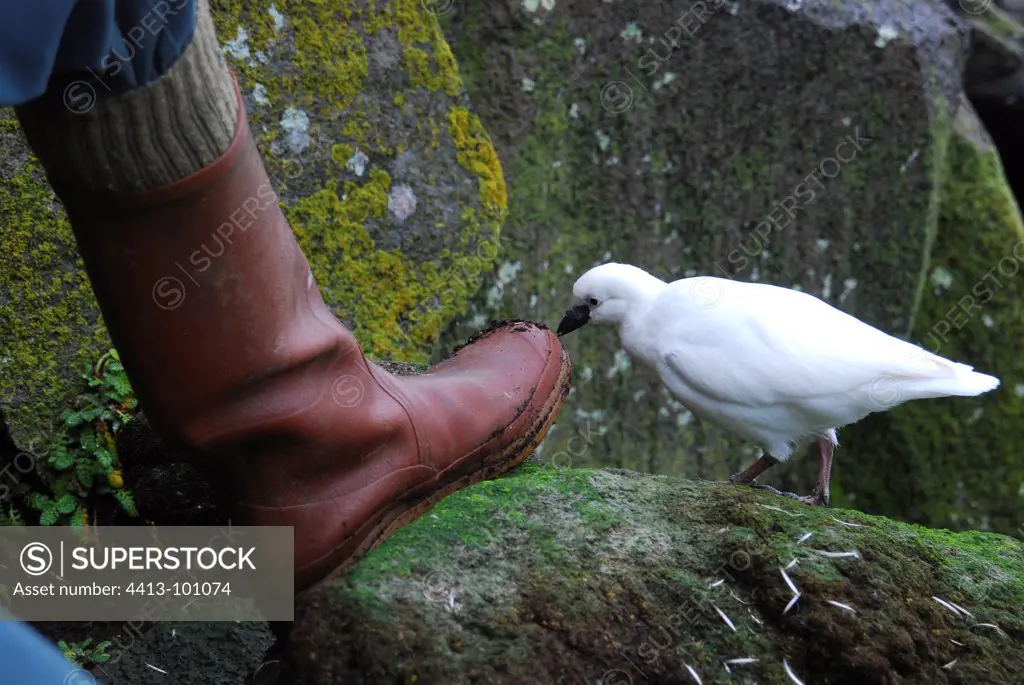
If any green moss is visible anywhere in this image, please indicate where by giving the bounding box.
[729,481,1024,630]
[294,467,1024,683]
[286,168,417,358]
[212,0,368,116]
[340,113,371,145]
[284,163,497,361]
[403,45,454,97]
[330,143,355,166]
[0,115,110,444]
[400,29,462,98]
[432,36,464,98]
[352,461,618,581]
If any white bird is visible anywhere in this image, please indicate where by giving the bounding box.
[556,263,1000,505]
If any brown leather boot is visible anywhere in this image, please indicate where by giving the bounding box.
[20,77,571,591]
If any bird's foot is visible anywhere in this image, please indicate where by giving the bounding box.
[746,483,804,500]
[728,451,831,507]
[739,482,830,507]
[796,485,830,507]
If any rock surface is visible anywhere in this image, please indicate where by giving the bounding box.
[438,0,1024,533]
[282,462,1024,684]
[0,0,506,448]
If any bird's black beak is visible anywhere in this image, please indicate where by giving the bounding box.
[557,304,591,337]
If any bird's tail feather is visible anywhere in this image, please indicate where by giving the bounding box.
[904,365,1000,399]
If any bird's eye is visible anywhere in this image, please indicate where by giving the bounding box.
[588,297,599,306]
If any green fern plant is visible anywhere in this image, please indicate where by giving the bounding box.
[3,349,140,526]
[4,504,24,525]
[58,637,114,666]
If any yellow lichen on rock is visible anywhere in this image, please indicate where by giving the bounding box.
[448,107,509,218]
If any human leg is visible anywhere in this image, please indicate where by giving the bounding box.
[13,0,571,591]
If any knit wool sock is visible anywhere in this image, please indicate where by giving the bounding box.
[15,0,238,194]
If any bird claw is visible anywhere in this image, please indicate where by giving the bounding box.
[783,488,830,507]
[798,489,830,507]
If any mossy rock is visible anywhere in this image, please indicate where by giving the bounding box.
[283,462,1024,684]
[842,99,1024,533]
[438,0,1023,532]
[0,0,506,448]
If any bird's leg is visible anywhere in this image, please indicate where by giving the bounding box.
[796,438,834,506]
[729,454,779,484]
[729,452,814,503]
[729,454,804,499]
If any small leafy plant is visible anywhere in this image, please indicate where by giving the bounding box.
[58,637,114,666]
[2,350,139,526]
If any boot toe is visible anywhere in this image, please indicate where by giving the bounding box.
[399,320,572,459]
[442,320,570,405]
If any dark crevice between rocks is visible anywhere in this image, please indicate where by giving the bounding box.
[116,414,233,528]
[969,96,1024,206]
[961,1,1024,208]
[0,407,48,497]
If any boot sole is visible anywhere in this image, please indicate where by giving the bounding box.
[325,341,573,582]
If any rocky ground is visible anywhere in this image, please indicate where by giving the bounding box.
[280,462,1024,685]
[55,434,1024,684]
[58,621,274,685]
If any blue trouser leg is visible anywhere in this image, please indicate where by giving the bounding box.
[0,0,198,107]
[0,611,91,684]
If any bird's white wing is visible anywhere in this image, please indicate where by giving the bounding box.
[655,278,970,408]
